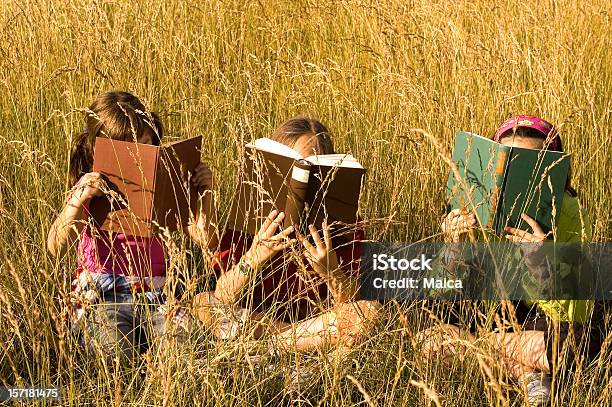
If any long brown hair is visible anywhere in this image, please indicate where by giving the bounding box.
[69,91,163,186]
[270,115,334,155]
[498,127,577,197]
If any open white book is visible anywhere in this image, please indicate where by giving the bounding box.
[247,137,364,168]
[229,137,366,238]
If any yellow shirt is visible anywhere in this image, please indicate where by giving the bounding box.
[533,192,593,323]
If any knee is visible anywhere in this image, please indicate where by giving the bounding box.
[192,291,216,327]
[333,300,381,340]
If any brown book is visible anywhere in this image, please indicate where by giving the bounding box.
[89,136,202,237]
[228,138,365,239]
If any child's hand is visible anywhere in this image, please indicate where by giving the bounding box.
[441,209,477,242]
[505,213,551,275]
[504,213,548,243]
[191,163,213,193]
[72,172,105,205]
[298,221,339,276]
[298,221,357,303]
[243,210,295,269]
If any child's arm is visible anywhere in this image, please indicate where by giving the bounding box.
[185,163,219,250]
[442,209,477,242]
[214,210,295,304]
[47,172,105,257]
[298,222,359,304]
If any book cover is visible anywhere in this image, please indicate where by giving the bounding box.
[89,136,202,237]
[447,131,570,235]
[228,138,365,239]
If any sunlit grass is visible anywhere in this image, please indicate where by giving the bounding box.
[0,0,610,405]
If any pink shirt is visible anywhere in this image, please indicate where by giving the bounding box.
[70,178,166,279]
[77,224,166,279]
[70,177,166,294]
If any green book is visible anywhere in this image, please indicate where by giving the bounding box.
[447,131,570,235]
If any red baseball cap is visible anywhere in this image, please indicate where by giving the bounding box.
[493,115,562,151]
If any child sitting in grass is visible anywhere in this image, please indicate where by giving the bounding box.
[47,91,218,366]
[417,116,604,407]
[193,116,380,385]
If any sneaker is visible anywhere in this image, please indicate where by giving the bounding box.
[521,372,551,407]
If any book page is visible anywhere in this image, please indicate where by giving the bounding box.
[305,153,363,169]
[247,137,302,160]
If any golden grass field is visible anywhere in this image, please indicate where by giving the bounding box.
[0,0,610,405]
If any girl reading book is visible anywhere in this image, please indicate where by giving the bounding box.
[47,91,218,364]
[418,116,604,406]
[193,116,379,358]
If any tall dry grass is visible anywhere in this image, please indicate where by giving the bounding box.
[0,0,610,405]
